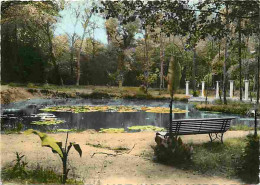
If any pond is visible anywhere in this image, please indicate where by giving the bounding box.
[1,98,257,132]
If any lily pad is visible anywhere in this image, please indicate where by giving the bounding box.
[99,128,125,133]
[31,120,65,125]
[40,105,188,114]
[127,125,165,132]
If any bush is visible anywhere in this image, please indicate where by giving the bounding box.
[195,103,252,115]
[139,85,146,93]
[27,83,36,88]
[154,136,192,165]
[192,90,200,97]
[237,134,259,184]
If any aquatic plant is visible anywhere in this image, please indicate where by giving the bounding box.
[30,120,64,125]
[50,129,79,133]
[25,129,82,184]
[127,125,165,132]
[4,123,23,134]
[40,105,188,114]
[99,128,125,133]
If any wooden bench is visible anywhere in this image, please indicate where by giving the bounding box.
[159,117,235,143]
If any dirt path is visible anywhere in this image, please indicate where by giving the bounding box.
[1,130,249,184]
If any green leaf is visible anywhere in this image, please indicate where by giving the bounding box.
[24,129,63,158]
[71,143,82,157]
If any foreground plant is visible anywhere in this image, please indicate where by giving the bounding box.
[25,129,82,184]
[237,134,259,184]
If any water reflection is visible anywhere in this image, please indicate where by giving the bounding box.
[1,98,258,132]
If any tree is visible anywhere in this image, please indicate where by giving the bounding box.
[102,2,139,87]
[1,1,64,85]
[75,3,95,86]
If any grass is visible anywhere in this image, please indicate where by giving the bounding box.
[152,137,248,179]
[23,83,191,101]
[191,138,246,177]
[195,102,256,116]
[230,124,255,131]
[1,162,83,184]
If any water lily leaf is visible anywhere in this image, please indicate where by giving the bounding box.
[24,129,63,158]
[99,128,125,133]
[30,120,64,125]
[127,125,165,132]
[40,105,187,114]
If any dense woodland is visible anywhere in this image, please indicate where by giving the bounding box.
[1,1,260,102]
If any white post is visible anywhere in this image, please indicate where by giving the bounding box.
[201,81,205,97]
[245,80,249,101]
[229,80,234,98]
[186,81,189,96]
[185,104,189,119]
[216,81,219,98]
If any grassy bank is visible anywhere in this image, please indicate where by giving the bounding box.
[3,83,190,102]
[195,101,259,116]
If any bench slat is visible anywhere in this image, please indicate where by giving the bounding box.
[167,118,235,136]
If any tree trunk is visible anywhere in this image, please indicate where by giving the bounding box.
[192,47,196,93]
[159,32,164,94]
[70,35,75,77]
[46,22,63,86]
[144,28,149,93]
[75,26,88,86]
[169,99,173,136]
[118,51,124,88]
[75,52,81,86]
[223,3,229,105]
[257,4,260,105]
[238,18,242,101]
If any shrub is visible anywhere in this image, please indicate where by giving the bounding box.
[192,90,200,97]
[237,134,259,184]
[195,103,252,115]
[27,88,39,94]
[27,83,36,88]
[139,85,146,93]
[153,136,192,165]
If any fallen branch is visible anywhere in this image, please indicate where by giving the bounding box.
[91,143,136,157]
[91,152,117,158]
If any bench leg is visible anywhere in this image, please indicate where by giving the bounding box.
[209,133,224,143]
[209,133,213,142]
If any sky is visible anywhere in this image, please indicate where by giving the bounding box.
[54,1,108,45]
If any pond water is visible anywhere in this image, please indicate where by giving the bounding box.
[1,98,257,132]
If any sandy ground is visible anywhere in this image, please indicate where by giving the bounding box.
[1,130,251,184]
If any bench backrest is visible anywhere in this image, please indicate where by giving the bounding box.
[167,117,235,135]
